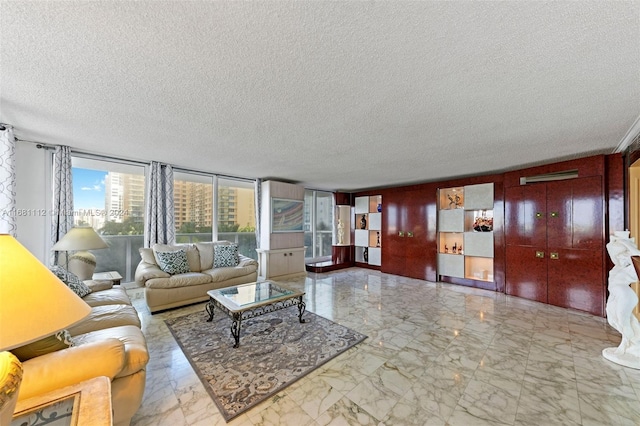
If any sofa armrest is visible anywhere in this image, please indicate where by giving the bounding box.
[18,338,126,400]
[135,261,170,285]
[238,254,258,267]
[84,279,114,292]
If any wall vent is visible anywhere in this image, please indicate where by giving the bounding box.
[519,169,579,185]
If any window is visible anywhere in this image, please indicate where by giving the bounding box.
[173,172,213,243]
[71,157,146,281]
[304,190,333,260]
[218,178,256,260]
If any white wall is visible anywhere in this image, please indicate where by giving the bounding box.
[15,143,50,263]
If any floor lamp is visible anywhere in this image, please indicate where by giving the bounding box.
[51,226,108,280]
[0,235,91,422]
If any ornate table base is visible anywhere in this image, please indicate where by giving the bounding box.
[206,294,306,348]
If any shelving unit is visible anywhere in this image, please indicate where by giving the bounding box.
[437,183,494,282]
[354,195,382,266]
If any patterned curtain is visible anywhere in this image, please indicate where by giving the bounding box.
[254,178,262,249]
[51,145,74,263]
[0,124,17,236]
[144,161,175,247]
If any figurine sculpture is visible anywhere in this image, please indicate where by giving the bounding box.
[603,232,640,369]
[360,215,367,229]
[337,219,345,245]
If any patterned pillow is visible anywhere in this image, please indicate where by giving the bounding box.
[214,244,239,268]
[155,249,190,274]
[49,265,92,298]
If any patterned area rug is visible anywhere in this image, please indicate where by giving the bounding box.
[165,307,367,421]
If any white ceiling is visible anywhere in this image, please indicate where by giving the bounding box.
[1,1,639,192]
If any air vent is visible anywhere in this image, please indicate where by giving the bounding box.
[519,169,578,185]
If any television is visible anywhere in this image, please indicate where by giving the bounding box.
[271,198,304,233]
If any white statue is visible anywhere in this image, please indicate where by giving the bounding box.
[603,232,640,369]
[337,219,345,245]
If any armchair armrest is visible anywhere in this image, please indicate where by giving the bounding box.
[238,254,258,268]
[135,261,170,285]
[18,338,125,401]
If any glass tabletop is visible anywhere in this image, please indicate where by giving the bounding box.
[210,281,302,310]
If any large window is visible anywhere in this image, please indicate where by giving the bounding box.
[173,173,257,259]
[71,157,146,281]
[304,190,333,260]
[218,178,256,259]
[173,172,214,243]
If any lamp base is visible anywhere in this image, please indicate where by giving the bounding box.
[68,251,97,280]
[0,351,22,425]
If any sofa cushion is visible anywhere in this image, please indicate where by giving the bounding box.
[139,247,157,265]
[82,287,132,307]
[155,249,190,274]
[67,305,141,337]
[50,265,92,298]
[195,241,232,271]
[152,244,201,272]
[214,244,239,268]
[145,272,212,289]
[11,330,74,362]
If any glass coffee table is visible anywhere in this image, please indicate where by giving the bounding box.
[206,281,306,348]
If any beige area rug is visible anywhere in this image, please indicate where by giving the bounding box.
[165,308,367,421]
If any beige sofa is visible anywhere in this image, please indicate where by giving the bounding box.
[14,279,148,426]
[135,241,259,313]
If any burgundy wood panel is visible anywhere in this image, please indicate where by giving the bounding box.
[403,189,429,280]
[505,245,548,302]
[331,245,353,264]
[503,155,605,187]
[547,248,604,316]
[334,192,351,206]
[571,176,604,249]
[546,180,573,249]
[381,190,407,277]
[606,153,625,275]
[492,181,506,293]
[505,184,546,247]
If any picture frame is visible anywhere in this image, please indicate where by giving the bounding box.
[271,198,304,233]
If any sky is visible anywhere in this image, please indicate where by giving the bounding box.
[72,168,107,210]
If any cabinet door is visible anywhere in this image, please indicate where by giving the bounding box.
[403,190,429,280]
[505,184,546,247]
[547,248,604,316]
[287,250,305,275]
[505,245,548,303]
[268,253,288,277]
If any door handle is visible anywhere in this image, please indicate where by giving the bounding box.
[398,231,404,237]
[536,212,544,218]
[535,251,545,258]
[407,232,414,237]
[550,252,559,260]
[550,212,559,218]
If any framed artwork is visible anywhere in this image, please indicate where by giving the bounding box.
[271,198,304,232]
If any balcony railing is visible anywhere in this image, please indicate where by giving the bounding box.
[93,232,258,283]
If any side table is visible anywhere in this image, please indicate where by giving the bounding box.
[12,376,112,425]
[92,271,123,285]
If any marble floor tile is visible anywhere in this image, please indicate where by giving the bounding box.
[127,268,639,426]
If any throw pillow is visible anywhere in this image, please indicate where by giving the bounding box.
[155,249,190,274]
[152,244,201,272]
[11,330,74,362]
[49,265,92,298]
[214,244,239,268]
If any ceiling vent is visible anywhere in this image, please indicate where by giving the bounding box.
[519,169,579,185]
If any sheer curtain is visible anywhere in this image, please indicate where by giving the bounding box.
[51,145,74,263]
[144,161,175,247]
[0,124,16,236]
[254,178,262,249]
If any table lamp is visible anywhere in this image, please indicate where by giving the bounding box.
[0,234,91,421]
[51,226,108,280]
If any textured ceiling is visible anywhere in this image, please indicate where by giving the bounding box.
[1,1,639,191]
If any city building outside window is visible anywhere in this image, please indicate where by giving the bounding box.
[304,190,333,261]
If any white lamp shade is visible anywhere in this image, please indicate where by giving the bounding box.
[51,226,108,252]
[0,235,91,351]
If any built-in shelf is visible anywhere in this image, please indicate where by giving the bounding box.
[354,195,382,267]
[437,183,494,282]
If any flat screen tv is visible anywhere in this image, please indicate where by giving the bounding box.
[271,198,304,233]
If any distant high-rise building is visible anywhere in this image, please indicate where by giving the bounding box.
[104,172,145,224]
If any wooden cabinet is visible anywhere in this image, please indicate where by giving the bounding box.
[354,195,382,266]
[504,176,605,316]
[437,183,495,284]
[256,248,305,279]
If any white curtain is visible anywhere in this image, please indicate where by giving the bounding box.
[0,124,16,236]
[144,161,175,247]
[254,178,262,249]
[51,145,74,263]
